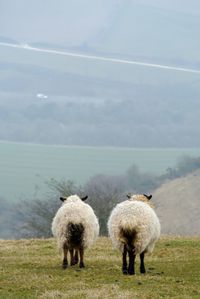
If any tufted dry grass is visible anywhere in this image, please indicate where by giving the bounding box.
[0,236,200,298]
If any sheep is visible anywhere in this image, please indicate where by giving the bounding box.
[51,194,99,269]
[107,194,160,275]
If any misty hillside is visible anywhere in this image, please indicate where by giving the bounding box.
[153,169,200,235]
[0,65,199,146]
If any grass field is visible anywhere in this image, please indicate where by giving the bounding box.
[0,237,200,298]
[1,141,200,201]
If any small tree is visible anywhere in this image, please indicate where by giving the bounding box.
[176,156,200,176]
[0,197,17,239]
[126,164,159,193]
[47,178,82,197]
[84,174,126,235]
[15,180,81,238]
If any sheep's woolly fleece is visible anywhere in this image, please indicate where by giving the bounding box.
[108,194,160,254]
[52,195,99,250]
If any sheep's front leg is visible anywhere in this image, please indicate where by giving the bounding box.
[70,249,79,265]
[140,251,146,274]
[122,244,128,274]
[62,243,68,269]
[79,247,85,268]
[128,250,136,275]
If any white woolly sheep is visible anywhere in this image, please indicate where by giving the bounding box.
[52,194,99,269]
[107,194,160,275]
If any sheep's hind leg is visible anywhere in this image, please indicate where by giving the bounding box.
[69,249,75,266]
[79,247,85,268]
[140,251,146,274]
[128,249,136,275]
[74,250,79,264]
[122,244,128,274]
[62,243,68,269]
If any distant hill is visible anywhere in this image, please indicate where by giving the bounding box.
[0,36,18,44]
[154,170,200,236]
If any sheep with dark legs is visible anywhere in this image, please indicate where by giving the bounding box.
[52,195,99,269]
[108,194,160,275]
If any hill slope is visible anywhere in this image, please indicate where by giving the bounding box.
[154,170,200,235]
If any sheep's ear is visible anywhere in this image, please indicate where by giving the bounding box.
[143,194,152,200]
[81,195,88,201]
[60,197,66,202]
[127,194,131,199]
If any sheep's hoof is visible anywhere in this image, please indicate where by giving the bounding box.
[128,268,135,275]
[71,258,78,266]
[73,257,79,265]
[62,259,68,269]
[79,262,85,268]
[140,267,146,274]
[122,268,128,275]
[123,270,128,275]
[62,263,68,269]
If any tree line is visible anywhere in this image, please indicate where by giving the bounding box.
[1,155,200,239]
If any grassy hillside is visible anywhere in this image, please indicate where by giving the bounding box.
[0,237,200,298]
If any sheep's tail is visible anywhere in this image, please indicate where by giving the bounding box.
[119,227,136,252]
[67,223,84,248]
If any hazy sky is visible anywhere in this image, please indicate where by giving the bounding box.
[0,0,115,45]
[1,0,200,47]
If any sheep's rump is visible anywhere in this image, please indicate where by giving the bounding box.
[119,227,137,251]
[52,198,99,250]
[108,200,160,254]
[67,222,84,248]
